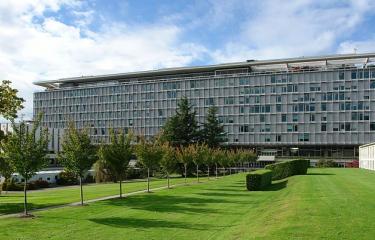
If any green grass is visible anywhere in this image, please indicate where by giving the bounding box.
[0,168,374,239]
[0,176,193,215]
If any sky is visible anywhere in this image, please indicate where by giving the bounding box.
[1,0,375,120]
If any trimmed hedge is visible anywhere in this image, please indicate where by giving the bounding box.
[265,159,310,180]
[246,169,272,191]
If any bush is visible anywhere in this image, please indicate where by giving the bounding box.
[56,171,78,186]
[126,167,148,179]
[33,179,50,189]
[265,159,310,180]
[246,169,272,191]
[316,159,337,168]
[84,174,94,183]
[345,160,359,168]
[1,181,37,191]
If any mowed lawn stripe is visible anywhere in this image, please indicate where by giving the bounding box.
[0,169,374,240]
[0,176,199,215]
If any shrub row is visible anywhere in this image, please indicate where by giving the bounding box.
[246,169,272,191]
[265,159,310,180]
[316,159,337,168]
[1,180,50,191]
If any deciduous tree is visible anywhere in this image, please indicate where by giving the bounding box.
[58,122,97,205]
[0,80,24,120]
[1,115,48,215]
[98,129,133,198]
[160,143,177,189]
[135,136,163,193]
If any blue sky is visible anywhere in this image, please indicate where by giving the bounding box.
[1,0,375,119]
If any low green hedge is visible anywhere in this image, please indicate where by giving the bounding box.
[265,159,310,180]
[246,169,272,191]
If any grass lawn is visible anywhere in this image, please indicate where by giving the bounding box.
[0,176,194,215]
[0,168,374,239]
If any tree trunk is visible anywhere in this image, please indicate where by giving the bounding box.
[119,174,123,198]
[24,176,28,216]
[79,176,84,206]
[147,168,150,193]
[167,172,170,189]
[196,164,199,183]
[215,163,218,179]
[208,166,210,180]
[184,164,187,185]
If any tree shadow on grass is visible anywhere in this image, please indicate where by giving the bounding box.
[100,192,252,215]
[307,173,335,176]
[195,192,250,198]
[0,202,50,215]
[90,217,215,230]
[263,180,288,191]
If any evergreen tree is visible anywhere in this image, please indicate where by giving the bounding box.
[201,106,226,148]
[58,122,97,206]
[98,129,133,198]
[162,97,199,147]
[1,115,48,215]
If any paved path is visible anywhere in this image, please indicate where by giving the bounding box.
[0,179,218,219]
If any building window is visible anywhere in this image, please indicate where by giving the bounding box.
[293,114,298,122]
[260,115,265,122]
[276,104,282,112]
[321,124,327,131]
[287,125,293,132]
[240,106,244,113]
[224,97,235,105]
[371,122,375,131]
[351,71,357,79]
[276,96,282,103]
[205,98,215,106]
[276,135,281,142]
[310,114,315,122]
[239,125,249,132]
[293,124,298,132]
[299,133,309,142]
[339,71,345,80]
[370,80,375,89]
[282,114,287,122]
[321,103,327,111]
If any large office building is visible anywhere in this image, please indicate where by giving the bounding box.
[34,53,375,163]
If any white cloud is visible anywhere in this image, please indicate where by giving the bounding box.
[338,38,375,54]
[208,0,375,62]
[0,0,206,119]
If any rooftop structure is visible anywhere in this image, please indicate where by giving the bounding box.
[34,53,375,89]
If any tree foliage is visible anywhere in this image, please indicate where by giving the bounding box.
[135,136,163,192]
[160,143,177,188]
[0,80,24,120]
[98,129,133,197]
[58,122,97,205]
[176,145,193,184]
[1,114,48,215]
[162,97,199,147]
[200,106,226,148]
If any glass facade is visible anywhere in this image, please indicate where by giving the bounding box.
[33,54,375,159]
